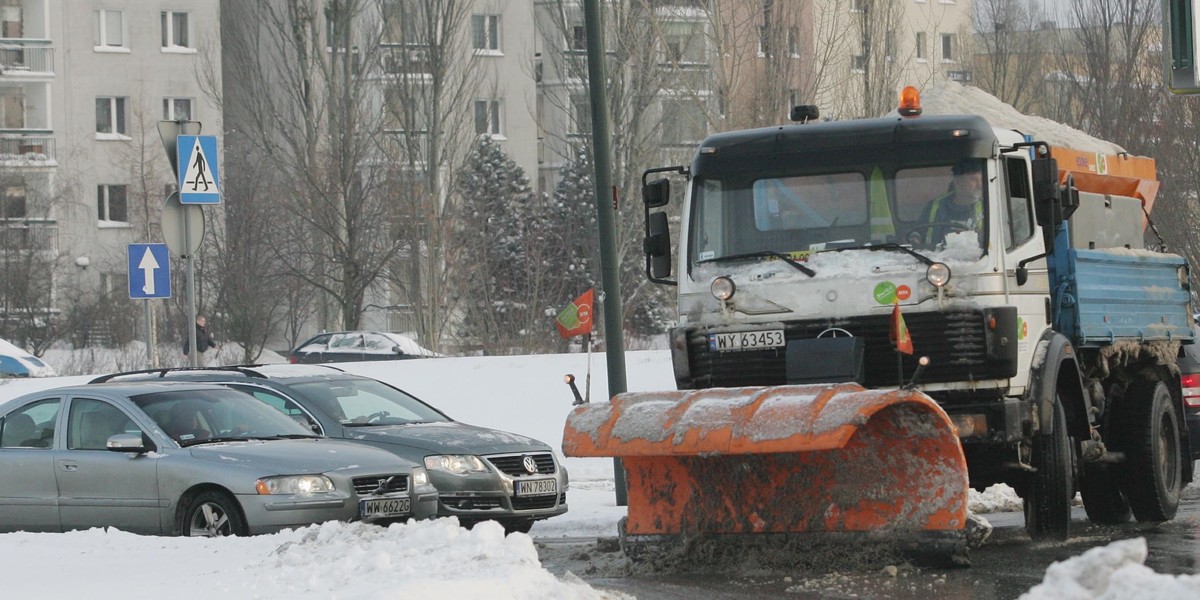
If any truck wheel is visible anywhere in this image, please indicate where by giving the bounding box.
[1079,463,1131,524]
[1024,400,1073,541]
[1115,378,1182,522]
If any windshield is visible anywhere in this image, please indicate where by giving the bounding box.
[134,388,316,446]
[690,160,988,268]
[289,378,448,426]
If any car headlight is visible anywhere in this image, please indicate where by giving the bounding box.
[424,455,488,475]
[255,475,335,495]
[412,466,430,486]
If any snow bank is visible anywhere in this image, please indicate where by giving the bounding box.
[1020,538,1200,600]
[897,78,1126,155]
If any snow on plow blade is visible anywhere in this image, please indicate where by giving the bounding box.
[563,383,969,560]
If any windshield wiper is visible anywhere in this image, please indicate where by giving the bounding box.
[180,436,259,447]
[697,251,815,277]
[826,243,935,266]
[262,434,322,439]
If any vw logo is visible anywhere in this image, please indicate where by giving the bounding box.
[522,455,538,474]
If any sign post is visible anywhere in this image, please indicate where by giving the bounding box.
[129,243,172,368]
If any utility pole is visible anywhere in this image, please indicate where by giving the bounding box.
[582,0,629,505]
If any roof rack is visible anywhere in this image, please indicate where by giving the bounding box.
[88,365,270,384]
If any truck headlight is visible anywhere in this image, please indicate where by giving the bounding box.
[255,475,334,495]
[424,455,488,475]
[926,262,951,287]
[711,276,736,301]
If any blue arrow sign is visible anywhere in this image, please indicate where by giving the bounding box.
[177,135,220,204]
[128,243,171,299]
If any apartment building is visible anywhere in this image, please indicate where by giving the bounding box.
[0,1,220,347]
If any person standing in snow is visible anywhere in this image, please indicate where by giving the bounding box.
[184,315,220,367]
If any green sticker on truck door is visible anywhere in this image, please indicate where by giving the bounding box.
[873,281,913,305]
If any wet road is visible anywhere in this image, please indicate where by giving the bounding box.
[538,485,1200,599]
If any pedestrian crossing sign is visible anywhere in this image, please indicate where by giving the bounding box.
[177,135,220,204]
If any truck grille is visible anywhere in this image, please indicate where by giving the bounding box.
[685,311,995,389]
[352,474,409,496]
[487,453,557,476]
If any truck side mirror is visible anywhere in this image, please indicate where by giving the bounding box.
[1030,156,1059,227]
[644,211,672,279]
[643,178,670,208]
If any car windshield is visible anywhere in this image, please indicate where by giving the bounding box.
[289,378,448,426]
[690,160,988,268]
[133,388,317,446]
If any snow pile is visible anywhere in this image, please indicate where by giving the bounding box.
[968,483,1022,513]
[4,519,630,600]
[1020,538,1200,600]
[899,78,1126,155]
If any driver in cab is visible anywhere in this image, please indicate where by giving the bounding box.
[909,158,984,248]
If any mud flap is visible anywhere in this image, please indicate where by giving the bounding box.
[564,383,970,562]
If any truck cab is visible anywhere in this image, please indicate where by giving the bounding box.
[642,90,1194,541]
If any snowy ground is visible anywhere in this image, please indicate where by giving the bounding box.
[1,349,1196,598]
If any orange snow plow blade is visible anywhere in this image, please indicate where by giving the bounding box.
[563,383,969,559]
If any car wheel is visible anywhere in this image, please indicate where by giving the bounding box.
[179,490,247,537]
[1024,399,1073,541]
[1115,377,1183,522]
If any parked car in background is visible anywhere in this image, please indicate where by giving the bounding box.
[0,338,55,377]
[1177,319,1200,463]
[289,331,441,364]
[91,365,569,533]
[0,381,437,536]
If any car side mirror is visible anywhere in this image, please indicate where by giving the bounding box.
[392,345,403,355]
[106,432,155,454]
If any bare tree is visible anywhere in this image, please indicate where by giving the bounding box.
[972,0,1050,113]
[221,1,419,334]
[1049,0,1160,144]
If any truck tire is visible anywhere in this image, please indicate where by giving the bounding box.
[1115,378,1182,522]
[1080,463,1131,524]
[1024,400,1073,541]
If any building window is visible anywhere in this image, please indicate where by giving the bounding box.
[570,94,591,134]
[97,184,128,223]
[474,99,501,136]
[663,21,705,64]
[163,98,193,121]
[941,33,956,62]
[161,11,190,48]
[100,273,128,297]
[2,183,25,219]
[787,27,800,57]
[915,31,926,61]
[570,25,586,50]
[95,97,127,135]
[885,30,896,60]
[472,14,500,52]
[661,99,706,145]
[757,26,770,56]
[94,9,125,48]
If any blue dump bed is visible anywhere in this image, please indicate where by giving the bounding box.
[1058,248,1194,348]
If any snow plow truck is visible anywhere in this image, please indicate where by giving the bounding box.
[562,86,1195,565]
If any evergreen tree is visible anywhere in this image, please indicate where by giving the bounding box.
[451,136,535,354]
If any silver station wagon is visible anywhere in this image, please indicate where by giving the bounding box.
[0,381,438,536]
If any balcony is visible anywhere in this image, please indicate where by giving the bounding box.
[0,218,57,254]
[0,40,53,75]
[0,132,53,162]
[381,44,432,75]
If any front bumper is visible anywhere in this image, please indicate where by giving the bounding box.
[430,454,570,522]
[238,487,438,535]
